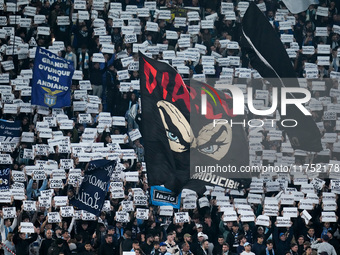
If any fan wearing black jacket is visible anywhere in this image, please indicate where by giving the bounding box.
[13,226,39,255]
[252,235,266,255]
[99,234,117,255]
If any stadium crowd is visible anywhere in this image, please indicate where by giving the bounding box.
[0,0,340,254]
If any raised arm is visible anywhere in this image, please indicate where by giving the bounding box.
[68,217,76,233]
[11,216,17,230]
[27,178,34,199]
[272,224,279,245]
[287,226,294,243]
[39,179,48,192]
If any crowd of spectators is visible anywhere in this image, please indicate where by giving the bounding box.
[0,0,340,254]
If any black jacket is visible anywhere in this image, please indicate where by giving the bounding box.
[78,251,96,255]
[226,231,242,253]
[47,240,71,255]
[13,232,38,255]
[329,238,340,254]
[197,247,208,255]
[213,243,223,255]
[273,227,294,255]
[89,66,105,86]
[99,241,117,255]
[252,242,266,255]
[121,238,134,253]
[39,238,54,255]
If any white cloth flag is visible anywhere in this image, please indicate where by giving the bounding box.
[282,0,319,14]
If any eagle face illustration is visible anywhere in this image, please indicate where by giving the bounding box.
[42,87,63,95]
[156,100,232,160]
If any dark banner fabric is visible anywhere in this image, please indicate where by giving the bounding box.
[241,3,322,152]
[140,53,250,195]
[0,119,21,144]
[71,160,116,216]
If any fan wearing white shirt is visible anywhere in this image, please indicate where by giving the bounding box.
[0,211,17,243]
[240,243,255,255]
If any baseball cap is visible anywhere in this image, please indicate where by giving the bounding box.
[244,242,251,247]
[279,233,285,237]
[196,224,203,228]
[160,242,167,246]
[197,232,208,240]
[69,243,77,251]
[184,233,192,238]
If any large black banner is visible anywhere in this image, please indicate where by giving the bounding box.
[241,3,322,152]
[139,53,250,195]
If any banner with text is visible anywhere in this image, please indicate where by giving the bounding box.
[71,160,116,216]
[0,119,21,144]
[31,47,74,108]
[150,185,181,209]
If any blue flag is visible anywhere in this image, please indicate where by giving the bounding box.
[0,119,21,144]
[0,168,10,190]
[71,160,116,216]
[150,186,181,209]
[31,47,74,108]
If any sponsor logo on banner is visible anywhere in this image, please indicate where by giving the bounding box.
[150,186,181,209]
[43,88,60,107]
